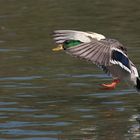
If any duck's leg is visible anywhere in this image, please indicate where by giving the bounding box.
[101,79,120,89]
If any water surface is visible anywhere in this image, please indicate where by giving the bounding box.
[0,0,140,139]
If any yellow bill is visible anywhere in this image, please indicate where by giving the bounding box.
[52,44,64,51]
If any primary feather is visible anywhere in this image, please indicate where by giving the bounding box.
[54,30,105,43]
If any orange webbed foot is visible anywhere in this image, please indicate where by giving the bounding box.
[100,79,120,90]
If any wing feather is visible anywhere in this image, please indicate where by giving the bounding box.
[53,30,92,43]
[53,30,131,74]
[66,39,111,66]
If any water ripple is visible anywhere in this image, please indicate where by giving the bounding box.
[0,129,61,136]
[0,107,38,112]
[57,73,110,79]
[20,138,58,140]
[82,89,137,98]
[0,76,42,81]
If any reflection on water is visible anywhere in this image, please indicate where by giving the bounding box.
[0,0,140,139]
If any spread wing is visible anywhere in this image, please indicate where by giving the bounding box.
[53,30,131,74]
[66,39,111,66]
[66,39,131,73]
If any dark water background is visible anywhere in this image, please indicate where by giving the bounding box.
[0,0,140,139]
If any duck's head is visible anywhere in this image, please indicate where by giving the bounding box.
[136,77,140,91]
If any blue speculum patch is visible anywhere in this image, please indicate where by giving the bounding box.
[112,50,130,70]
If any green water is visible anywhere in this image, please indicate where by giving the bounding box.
[0,0,140,139]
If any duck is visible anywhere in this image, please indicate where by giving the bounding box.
[52,30,140,90]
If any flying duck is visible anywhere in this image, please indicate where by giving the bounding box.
[52,30,140,90]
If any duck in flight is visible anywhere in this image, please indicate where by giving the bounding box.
[52,30,140,90]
